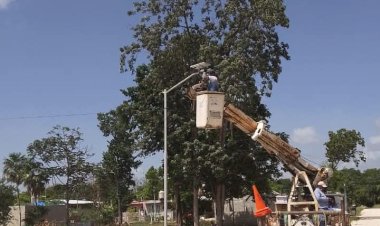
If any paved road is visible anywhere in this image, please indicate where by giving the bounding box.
[351,208,380,226]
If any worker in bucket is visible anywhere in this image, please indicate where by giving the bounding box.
[205,68,219,91]
[314,181,330,226]
[191,68,219,92]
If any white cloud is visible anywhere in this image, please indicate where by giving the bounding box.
[291,126,318,144]
[369,135,380,145]
[362,137,380,164]
[0,0,14,10]
[336,146,380,170]
[365,147,380,161]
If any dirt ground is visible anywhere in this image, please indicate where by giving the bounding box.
[351,208,380,226]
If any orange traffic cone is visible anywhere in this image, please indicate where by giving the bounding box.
[252,184,272,217]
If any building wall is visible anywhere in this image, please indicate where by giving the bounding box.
[8,205,69,226]
[8,206,26,226]
[26,205,67,224]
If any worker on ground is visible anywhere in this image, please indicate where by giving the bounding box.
[314,181,330,209]
[314,181,330,226]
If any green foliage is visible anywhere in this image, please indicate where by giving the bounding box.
[3,153,27,188]
[19,192,31,205]
[45,184,66,200]
[121,0,289,178]
[23,158,49,204]
[93,165,116,203]
[122,1,289,99]
[27,125,95,198]
[120,0,289,225]
[0,179,14,225]
[329,168,361,206]
[324,128,365,170]
[97,205,116,225]
[357,169,380,207]
[329,168,380,207]
[135,166,164,200]
[269,178,292,195]
[3,152,50,207]
[70,207,109,224]
[24,206,48,226]
[3,152,28,226]
[75,183,93,200]
[98,107,142,224]
[27,125,95,225]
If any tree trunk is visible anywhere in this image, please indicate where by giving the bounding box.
[193,177,199,226]
[118,196,122,225]
[30,192,36,204]
[17,186,21,226]
[214,183,225,226]
[65,197,70,226]
[174,183,183,226]
[65,183,70,226]
[117,183,122,225]
[230,198,235,226]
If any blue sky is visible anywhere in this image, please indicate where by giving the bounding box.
[0,0,379,180]
[267,1,380,169]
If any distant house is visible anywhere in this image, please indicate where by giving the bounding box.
[126,199,174,223]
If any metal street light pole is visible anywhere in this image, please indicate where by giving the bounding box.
[163,89,168,226]
[162,71,200,226]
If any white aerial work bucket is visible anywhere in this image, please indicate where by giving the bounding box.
[196,91,225,129]
[158,190,164,199]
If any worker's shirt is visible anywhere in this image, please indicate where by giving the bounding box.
[314,187,330,209]
[208,75,218,91]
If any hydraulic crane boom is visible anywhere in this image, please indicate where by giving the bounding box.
[187,78,329,185]
[223,103,329,185]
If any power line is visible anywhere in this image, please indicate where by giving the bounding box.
[301,154,324,167]
[0,112,98,121]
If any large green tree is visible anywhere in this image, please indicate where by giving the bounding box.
[324,128,365,170]
[135,166,163,200]
[3,152,28,226]
[27,125,94,226]
[121,1,289,225]
[98,105,142,225]
[0,179,14,226]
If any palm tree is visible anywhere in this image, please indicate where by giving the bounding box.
[3,152,28,226]
[23,159,49,204]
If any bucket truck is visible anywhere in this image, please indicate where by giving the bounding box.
[189,89,349,226]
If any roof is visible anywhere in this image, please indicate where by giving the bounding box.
[56,200,94,205]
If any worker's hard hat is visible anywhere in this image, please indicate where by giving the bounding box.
[206,68,217,76]
[317,181,328,187]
